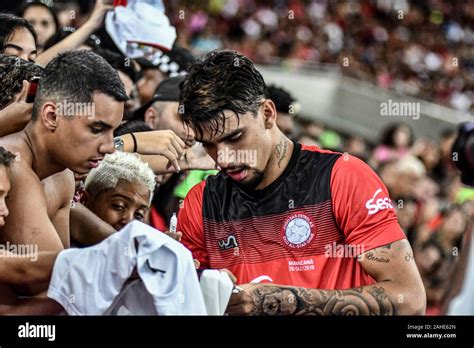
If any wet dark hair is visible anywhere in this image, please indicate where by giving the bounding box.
[0,146,15,168]
[32,50,128,120]
[380,122,414,148]
[0,12,37,53]
[178,50,267,140]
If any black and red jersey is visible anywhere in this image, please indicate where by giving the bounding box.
[178,142,405,289]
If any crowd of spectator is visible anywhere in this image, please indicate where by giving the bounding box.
[167,0,474,113]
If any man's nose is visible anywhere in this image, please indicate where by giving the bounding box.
[121,210,135,226]
[19,53,30,61]
[100,134,115,155]
[0,201,9,218]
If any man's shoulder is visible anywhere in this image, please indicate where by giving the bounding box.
[9,158,40,184]
[42,170,75,209]
[0,133,35,172]
[43,169,74,187]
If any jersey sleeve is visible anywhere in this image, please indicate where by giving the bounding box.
[177,181,209,268]
[330,155,406,254]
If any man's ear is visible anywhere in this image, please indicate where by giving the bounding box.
[144,106,157,129]
[262,99,277,129]
[40,101,59,132]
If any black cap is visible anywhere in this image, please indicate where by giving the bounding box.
[136,43,195,77]
[132,75,186,121]
[267,85,300,116]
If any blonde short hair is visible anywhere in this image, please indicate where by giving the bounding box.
[84,151,156,205]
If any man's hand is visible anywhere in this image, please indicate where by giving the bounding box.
[164,230,182,242]
[0,81,32,137]
[225,240,426,316]
[181,143,216,171]
[226,283,297,315]
[123,130,185,172]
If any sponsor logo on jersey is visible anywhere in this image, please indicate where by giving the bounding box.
[218,234,239,251]
[365,188,394,215]
[281,213,315,249]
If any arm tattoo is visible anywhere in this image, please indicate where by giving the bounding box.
[365,252,390,263]
[248,285,397,316]
[274,137,288,168]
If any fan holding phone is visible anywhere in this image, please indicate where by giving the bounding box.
[0,55,44,136]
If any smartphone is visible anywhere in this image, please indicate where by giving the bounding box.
[26,76,40,103]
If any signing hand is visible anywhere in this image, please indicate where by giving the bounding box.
[163,230,182,242]
[128,130,186,172]
[225,283,297,316]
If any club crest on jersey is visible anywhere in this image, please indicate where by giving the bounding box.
[218,234,238,251]
[281,213,315,249]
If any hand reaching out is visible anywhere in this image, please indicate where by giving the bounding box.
[87,0,114,32]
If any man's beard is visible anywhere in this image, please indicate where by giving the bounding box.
[241,171,264,190]
[236,168,265,190]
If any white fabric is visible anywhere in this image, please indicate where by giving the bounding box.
[105,0,176,58]
[47,221,206,315]
[448,230,474,315]
[199,270,233,315]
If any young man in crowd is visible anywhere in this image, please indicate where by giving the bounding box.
[0,50,128,254]
[0,50,185,300]
[82,151,156,232]
[132,75,218,230]
[133,75,195,147]
[79,151,183,243]
[0,146,63,314]
[177,50,426,315]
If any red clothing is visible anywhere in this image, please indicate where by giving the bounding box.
[178,143,405,289]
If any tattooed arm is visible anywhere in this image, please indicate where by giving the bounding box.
[226,239,426,315]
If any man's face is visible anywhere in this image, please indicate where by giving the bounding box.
[147,101,195,146]
[0,165,11,228]
[3,26,37,62]
[48,93,124,174]
[22,5,56,49]
[137,68,166,105]
[197,101,275,190]
[85,179,150,231]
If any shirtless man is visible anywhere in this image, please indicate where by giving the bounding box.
[0,50,185,309]
[0,147,62,314]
